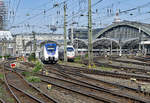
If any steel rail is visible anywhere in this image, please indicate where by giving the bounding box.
[2,62,21,103]
[20,62,150,102]
[111,59,150,66]
[9,84,45,103]
[6,66,117,103]
[12,66,149,103]
[41,78,118,103]
[47,66,149,94]
[21,62,149,102]
[4,62,58,103]
[48,65,150,103]
[58,64,150,82]
[0,98,5,103]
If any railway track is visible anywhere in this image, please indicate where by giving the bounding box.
[3,62,58,103]
[0,66,19,103]
[10,66,119,103]
[92,56,150,76]
[81,56,150,75]
[21,61,150,82]
[55,64,150,83]
[15,66,150,103]
[110,58,150,66]
[45,64,150,102]
[0,98,5,103]
[0,79,17,103]
[6,61,110,103]
[94,60,150,74]
[132,57,150,63]
[19,62,150,103]
[46,65,150,94]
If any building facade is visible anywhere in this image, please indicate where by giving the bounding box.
[14,33,63,56]
[0,31,16,56]
[68,28,103,40]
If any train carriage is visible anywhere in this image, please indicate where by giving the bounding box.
[40,43,58,63]
[59,45,75,61]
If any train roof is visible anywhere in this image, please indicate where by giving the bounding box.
[45,43,57,46]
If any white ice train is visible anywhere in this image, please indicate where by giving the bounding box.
[40,43,59,63]
[59,45,75,61]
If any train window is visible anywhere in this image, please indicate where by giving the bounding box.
[47,45,56,51]
[67,47,74,52]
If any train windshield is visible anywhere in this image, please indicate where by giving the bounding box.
[67,47,74,52]
[47,45,56,52]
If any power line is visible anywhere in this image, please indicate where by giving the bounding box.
[120,2,150,14]
[25,1,52,13]
[92,0,103,7]
[67,0,103,24]
[13,0,70,27]
[11,0,22,25]
[93,1,150,25]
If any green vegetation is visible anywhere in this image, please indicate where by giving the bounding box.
[32,61,43,73]
[85,53,88,59]
[26,76,41,83]
[0,85,4,98]
[0,85,14,103]
[22,71,31,77]
[28,53,36,61]
[100,66,113,71]
[0,74,4,80]
[58,60,86,68]
[58,60,62,64]
[7,98,14,103]
[22,61,43,83]
[74,56,81,62]
[0,55,11,59]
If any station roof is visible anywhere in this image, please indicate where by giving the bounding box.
[94,20,150,40]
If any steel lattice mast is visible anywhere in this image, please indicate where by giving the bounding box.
[64,2,67,62]
[88,0,93,68]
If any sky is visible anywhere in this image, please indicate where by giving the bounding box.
[4,0,150,34]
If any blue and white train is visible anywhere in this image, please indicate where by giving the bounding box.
[59,45,75,61]
[40,43,58,63]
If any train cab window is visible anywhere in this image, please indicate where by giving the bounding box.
[47,46,56,52]
[67,47,74,52]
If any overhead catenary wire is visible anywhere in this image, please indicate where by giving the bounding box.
[11,0,123,31]
[11,0,22,26]
[92,1,150,27]
[13,0,70,27]
[67,0,104,24]
[18,0,103,28]
[11,0,150,33]
[66,0,128,25]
